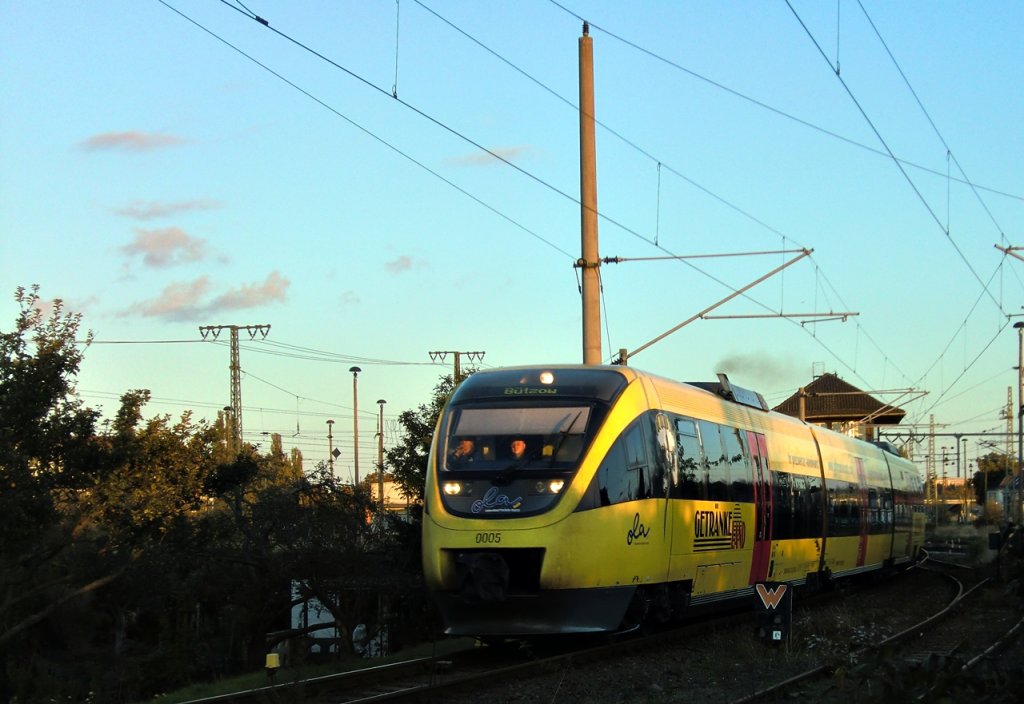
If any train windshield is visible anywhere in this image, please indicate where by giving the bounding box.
[444,405,592,471]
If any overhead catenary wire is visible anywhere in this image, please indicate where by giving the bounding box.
[173,1,1009,431]
[545,0,1019,413]
[408,0,931,394]
[158,0,575,261]
[780,0,1019,427]
[545,0,1023,204]
[161,1,823,336]
[783,0,1004,318]
[855,0,1009,242]
[186,0,910,398]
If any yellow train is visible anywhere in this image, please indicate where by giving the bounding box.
[422,365,925,636]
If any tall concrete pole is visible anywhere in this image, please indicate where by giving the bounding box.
[579,22,601,365]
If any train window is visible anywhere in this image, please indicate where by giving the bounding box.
[596,419,653,504]
[596,437,629,506]
[444,404,593,470]
[805,475,824,535]
[867,488,880,528]
[650,413,673,498]
[723,426,753,502]
[893,489,912,528]
[772,471,793,539]
[698,420,730,501]
[772,471,827,540]
[827,481,861,537]
[674,418,704,500]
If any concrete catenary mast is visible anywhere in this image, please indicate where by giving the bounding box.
[579,22,601,366]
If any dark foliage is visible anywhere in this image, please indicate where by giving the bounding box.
[0,286,437,702]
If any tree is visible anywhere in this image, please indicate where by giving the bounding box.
[0,286,230,701]
[0,286,103,649]
[384,374,457,505]
[0,288,459,700]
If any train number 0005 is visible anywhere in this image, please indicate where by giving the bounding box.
[475,532,502,544]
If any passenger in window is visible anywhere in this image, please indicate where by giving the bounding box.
[510,438,527,460]
[449,438,475,465]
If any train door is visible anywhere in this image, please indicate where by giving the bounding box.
[854,457,869,567]
[747,432,773,583]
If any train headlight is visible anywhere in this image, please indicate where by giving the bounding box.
[533,479,566,494]
[539,371,555,385]
[443,481,464,496]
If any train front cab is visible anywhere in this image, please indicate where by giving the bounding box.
[422,366,660,636]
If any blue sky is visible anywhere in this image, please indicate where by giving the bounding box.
[2,1,1022,481]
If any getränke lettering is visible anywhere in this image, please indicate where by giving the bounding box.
[694,509,732,538]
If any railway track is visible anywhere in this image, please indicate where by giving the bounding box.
[178,555,1021,704]
[730,551,1024,703]
[180,595,788,704]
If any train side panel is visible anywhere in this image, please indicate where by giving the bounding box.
[650,377,824,597]
[887,452,927,562]
[647,377,755,599]
[746,408,824,585]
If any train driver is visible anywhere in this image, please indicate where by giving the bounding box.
[510,438,527,460]
[449,438,475,466]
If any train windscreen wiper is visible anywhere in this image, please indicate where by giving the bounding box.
[548,410,583,466]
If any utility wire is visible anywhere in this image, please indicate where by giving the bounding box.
[855,0,1008,242]
[215,0,611,245]
[159,0,574,260]
[784,0,1004,317]
[166,0,820,340]
[784,0,1015,426]
[193,0,906,398]
[190,1,994,423]
[546,0,1023,204]
[411,0,926,394]
[417,0,794,243]
[813,31,1022,416]
[546,0,1013,417]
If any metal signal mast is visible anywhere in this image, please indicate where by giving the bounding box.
[199,324,271,449]
[1005,386,1015,461]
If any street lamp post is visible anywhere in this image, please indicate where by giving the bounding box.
[961,437,968,522]
[350,366,361,487]
[377,399,386,514]
[940,445,950,521]
[327,419,335,480]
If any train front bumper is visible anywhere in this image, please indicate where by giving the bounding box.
[430,584,635,636]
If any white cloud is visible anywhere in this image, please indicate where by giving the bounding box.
[113,199,223,220]
[121,272,289,321]
[120,227,207,268]
[385,255,415,274]
[211,271,290,311]
[125,277,211,320]
[446,145,532,167]
[78,130,188,152]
